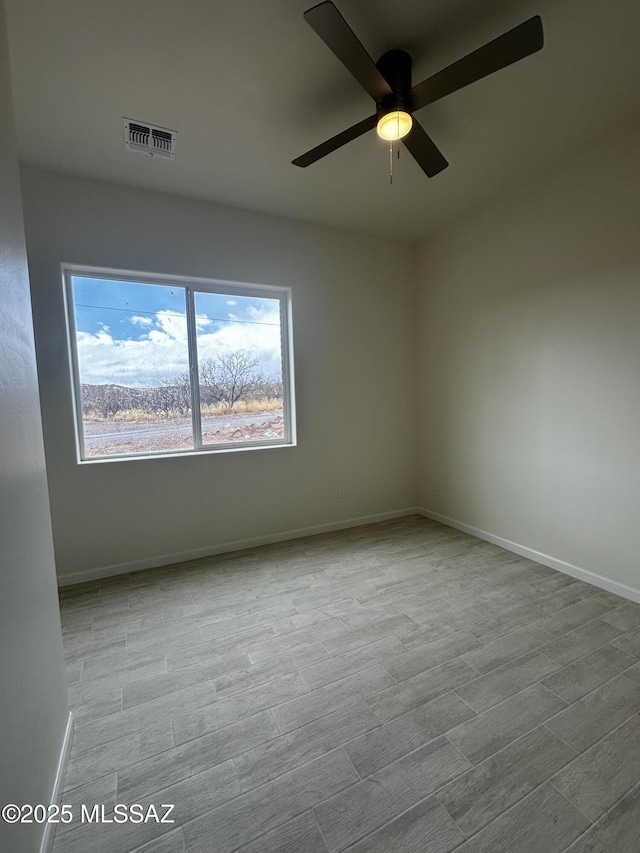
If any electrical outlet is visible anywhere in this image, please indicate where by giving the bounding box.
[338,489,346,502]
[434,484,441,496]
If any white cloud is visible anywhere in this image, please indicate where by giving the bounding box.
[76,305,281,385]
[196,304,281,375]
[196,313,212,331]
[153,310,188,341]
[76,328,189,385]
[129,315,153,327]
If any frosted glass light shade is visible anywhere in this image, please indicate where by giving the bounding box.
[376,110,413,140]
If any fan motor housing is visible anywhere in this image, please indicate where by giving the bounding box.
[376,49,413,115]
[376,50,412,93]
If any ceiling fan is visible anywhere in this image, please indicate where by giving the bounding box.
[293,1,544,177]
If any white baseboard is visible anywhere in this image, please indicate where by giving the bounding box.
[57,508,421,587]
[58,505,640,605]
[418,506,640,604]
[40,711,74,853]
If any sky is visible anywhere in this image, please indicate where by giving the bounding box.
[71,276,283,386]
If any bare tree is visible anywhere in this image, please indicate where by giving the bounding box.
[174,372,192,415]
[249,374,283,402]
[217,350,260,409]
[153,383,174,418]
[198,358,224,406]
[148,371,191,418]
[251,374,282,400]
[85,383,122,418]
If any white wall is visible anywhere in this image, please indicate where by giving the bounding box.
[21,167,417,581]
[417,115,640,599]
[0,4,69,851]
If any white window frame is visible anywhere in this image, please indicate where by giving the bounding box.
[62,264,296,463]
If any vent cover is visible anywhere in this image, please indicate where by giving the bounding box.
[123,118,177,159]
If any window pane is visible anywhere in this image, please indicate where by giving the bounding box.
[70,276,193,458]
[194,291,285,446]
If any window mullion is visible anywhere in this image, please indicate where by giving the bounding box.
[185,286,202,450]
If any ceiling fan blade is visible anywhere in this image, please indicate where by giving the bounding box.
[304,1,393,103]
[401,120,448,177]
[293,114,378,167]
[410,16,543,111]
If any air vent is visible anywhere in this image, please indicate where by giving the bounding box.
[123,118,177,159]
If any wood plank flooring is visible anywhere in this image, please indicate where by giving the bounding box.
[54,515,640,853]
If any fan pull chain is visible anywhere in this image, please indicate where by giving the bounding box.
[389,140,393,184]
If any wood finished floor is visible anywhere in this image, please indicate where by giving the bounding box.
[54,515,640,853]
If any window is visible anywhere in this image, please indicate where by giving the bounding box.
[63,266,295,461]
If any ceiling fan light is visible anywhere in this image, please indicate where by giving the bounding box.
[377,110,413,140]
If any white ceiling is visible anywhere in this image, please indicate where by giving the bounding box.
[5,0,640,240]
